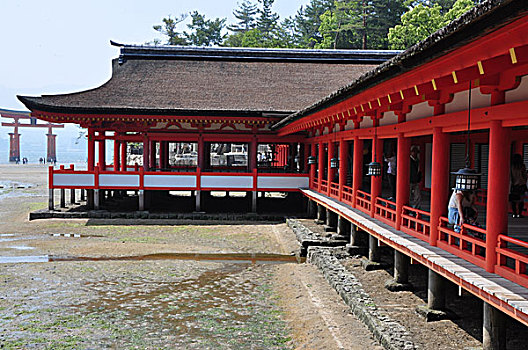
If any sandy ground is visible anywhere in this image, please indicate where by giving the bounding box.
[0,164,381,349]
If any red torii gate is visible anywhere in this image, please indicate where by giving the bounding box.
[0,108,64,162]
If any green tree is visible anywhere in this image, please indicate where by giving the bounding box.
[388,0,474,49]
[153,14,188,45]
[294,0,335,48]
[257,0,280,41]
[228,1,259,32]
[184,11,226,46]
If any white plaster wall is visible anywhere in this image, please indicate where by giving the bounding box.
[144,175,196,188]
[53,174,95,187]
[99,174,140,187]
[380,111,398,126]
[505,75,528,104]
[406,102,434,121]
[359,117,373,129]
[445,88,490,114]
[201,175,253,189]
[344,120,355,131]
[257,176,309,189]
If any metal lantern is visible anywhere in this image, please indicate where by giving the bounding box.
[367,161,382,176]
[307,155,317,165]
[452,166,480,191]
[330,157,339,169]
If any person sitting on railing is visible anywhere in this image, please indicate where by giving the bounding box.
[448,189,477,233]
[510,153,527,218]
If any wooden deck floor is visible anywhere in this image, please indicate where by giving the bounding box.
[303,189,528,327]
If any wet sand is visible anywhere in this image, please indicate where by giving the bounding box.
[0,164,381,349]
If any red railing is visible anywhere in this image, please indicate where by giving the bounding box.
[342,185,354,205]
[438,217,487,269]
[400,206,431,242]
[374,197,397,225]
[355,190,371,214]
[330,182,339,198]
[496,235,528,288]
[320,179,328,193]
[312,178,319,190]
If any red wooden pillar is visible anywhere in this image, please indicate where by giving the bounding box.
[98,131,106,171]
[327,141,335,196]
[46,133,57,162]
[149,140,157,169]
[485,121,511,272]
[113,139,120,171]
[8,132,20,162]
[303,143,309,173]
[121,141,127,172]
[338,139,348,201]
[197,135,204,170]
[370,136,383,217]
[87,128,95,171]
[352,137,363,208]
[430,128,450,246]
[142,134,149,171]
[310,143,317,188]
[250,136,257,171]
[318,142,324,185]
[396,134,411,230]
[159,141,166,169]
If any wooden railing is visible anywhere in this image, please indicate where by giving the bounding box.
[438,217,487,269]
[355,190,371,214]
[330,182,339,198]
[400,206,431,241]
[320,179,328,193]
[342,185,354,205]
[496,235,528,288]
[374,197,397,225]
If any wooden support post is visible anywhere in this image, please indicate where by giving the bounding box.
[483,302,506,350]
[485,121,510,272]
[70,188,76,204]
[316,204,326,224]
[396,134,410,230]
[325,208,337,231]
[80,189,85,201]
[386,250,413,291]
[48,189,54,210]
[142,134,149,171]
[87,190,94,209]
[427,270,445,310]
[352,137,363,207]
[337,215,350,238]
[60,189,66,208]
[138,190,145,211]
[195,191,202,212]
[369,235,380,262]
[94,189,100,210]
[430,128,449,246]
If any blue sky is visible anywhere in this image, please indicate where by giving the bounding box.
[0,0,310,111]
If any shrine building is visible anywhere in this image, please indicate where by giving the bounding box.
[18,0,528,347]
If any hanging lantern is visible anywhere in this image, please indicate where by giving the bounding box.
[452,81,480,191]
[367,161,382,176]
[452,166,480,191]
[307,156,317,165]
[330,157,339,169]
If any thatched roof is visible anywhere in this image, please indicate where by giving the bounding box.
[272,0,528,130]
[18,46,398,118]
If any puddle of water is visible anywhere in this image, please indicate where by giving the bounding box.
[50,252,305,264]
[7,246,35,250]
[0,255,49,263]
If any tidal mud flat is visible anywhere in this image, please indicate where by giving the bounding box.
[0,164,380,350]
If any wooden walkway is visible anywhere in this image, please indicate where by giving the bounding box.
[302,189,528,327]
